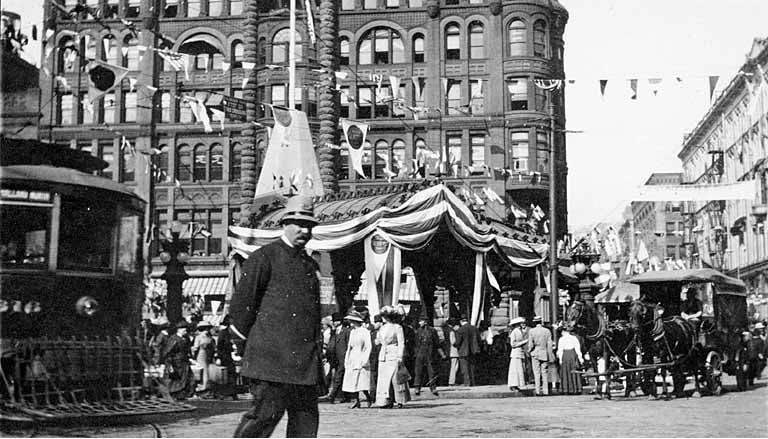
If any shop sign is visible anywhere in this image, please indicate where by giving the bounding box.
[1,189,51,202]
[222,96,247,122]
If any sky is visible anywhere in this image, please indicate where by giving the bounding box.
[4,0,768,232]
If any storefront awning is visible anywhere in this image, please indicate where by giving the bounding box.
[149,276,229,297]
[595,281,639,303]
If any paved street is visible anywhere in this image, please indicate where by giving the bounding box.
[4,376,766,438]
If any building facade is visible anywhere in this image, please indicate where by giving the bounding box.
[630,173,685,265]
[678,38,768,304]
[40,0,569,316]
[1,11,40,140]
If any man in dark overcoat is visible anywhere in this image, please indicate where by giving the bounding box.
[413,316,444,395]
[230,195,322,437]
[454,316,481,386]
[324,315,351,403]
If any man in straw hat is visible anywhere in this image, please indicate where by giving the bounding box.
[230,195,323,437]
[528,316,553,396]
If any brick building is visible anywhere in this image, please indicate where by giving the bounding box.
[39,0,569,315]
[630,172,685,264]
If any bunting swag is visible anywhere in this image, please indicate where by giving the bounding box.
[228,184,549,268]
[633,180,757,201]
[340,118,369,178]
[87,60,129,103]
[471,252,484,326]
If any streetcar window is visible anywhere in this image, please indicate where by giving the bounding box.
[117,210,141,273]
[58,198,115,272]
[0,205,50,268]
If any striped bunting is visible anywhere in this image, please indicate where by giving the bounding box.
[228,185,548,267]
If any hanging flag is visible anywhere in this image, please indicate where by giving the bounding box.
[334,71,348,81]
[411,76,423,102]
[304,0,317,44]
[145,84,158,94]
[708,75,720,100]
[241,76,249,89]
[648,78,663,96]
[128,77,137,92]
[389,75,401,99]
[636,240,649,262]
[158,49,190,80]
[44,45,53,60]
[186,97,213,132]
[55,75,70,91]
[102,37,112,57]
[86,59,129,103]
[340,119,369,178]
[221,61,230,72]
[121,46,129,57]
[629,79,638,100]
[45,28,55,40]
[471,78,483,99]
[210,108,225,131]
[441,77,449,95]
[599,79,608,97]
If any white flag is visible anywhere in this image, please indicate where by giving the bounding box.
[389,75,401,99]
[636,240,649,262]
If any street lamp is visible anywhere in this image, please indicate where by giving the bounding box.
[159,220,190,323]
[569,251,602,305]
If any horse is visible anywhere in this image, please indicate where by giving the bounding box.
[628,299,702,399]
[565,300,638,398]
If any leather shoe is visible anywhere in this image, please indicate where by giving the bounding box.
[349,400,360,409]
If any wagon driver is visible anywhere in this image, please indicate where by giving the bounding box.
[230,195,323,437]
[681,287,703,331]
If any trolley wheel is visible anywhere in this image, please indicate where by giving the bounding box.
[704,351,722,396]
[734,348,749,392]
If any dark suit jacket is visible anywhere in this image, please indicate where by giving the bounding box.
[454,322,481,357]
[230,239,322,386]
[327,325,351,368]
[414,325,441,359]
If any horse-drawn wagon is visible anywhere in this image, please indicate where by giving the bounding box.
[628,268,751,397]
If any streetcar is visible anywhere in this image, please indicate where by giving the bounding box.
[1,138,190,422]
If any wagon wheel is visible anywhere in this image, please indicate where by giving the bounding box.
[734,348,749,392]
[704,351,722,396]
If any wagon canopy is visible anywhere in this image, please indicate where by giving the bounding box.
[629,268,746,294]
[229,184,549,268]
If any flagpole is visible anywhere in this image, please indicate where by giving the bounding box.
[548,90,559,336]
[288,0,296,109]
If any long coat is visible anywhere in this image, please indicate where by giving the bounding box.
[454,323,481,357]
[229,239,322,386]
[342,326,372,392]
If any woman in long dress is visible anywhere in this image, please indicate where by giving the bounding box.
[342,311,372,408]
[162,321,195,400]
[557,328,584,395]
[375,306,409,408]
[507,317,528,391]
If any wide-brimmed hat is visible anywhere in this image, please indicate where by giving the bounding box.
[532,316,543,323]
[281,195,318,225]
[345,311,364,323]
[509,317,525,327]
[755,322,765,329]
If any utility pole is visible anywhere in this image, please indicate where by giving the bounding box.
[548,91,559,330]
[136,0,159,280]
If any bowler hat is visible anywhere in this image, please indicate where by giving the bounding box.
[331,312,343,322]
[532,315,543,323]
[281,195,318,225]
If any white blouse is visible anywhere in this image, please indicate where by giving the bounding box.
[556,333,583,364]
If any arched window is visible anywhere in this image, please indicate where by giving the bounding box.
[533,20,547,57]
[232,41,244,68]
[210,144,224,181]
[412,34,424,63]
[340,38,350,65]
[375,140,388,179]
[468,22,484,59]
[179,34,224,71]
[445,24,460,60]
[177,145,192,181]
[508,19,526,56]
[123,36,139,70]
[358,27,404,65]
[58,36,77,73]
[157,145,169,182]
[103,35,118,64]
[392,139,406,176]
[272,28,303,64]
[257,37,266,64]
[193,144,207,181]
[84,33,97,60]
[231,142,242,182]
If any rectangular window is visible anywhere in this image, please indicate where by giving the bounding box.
[374,86,389,117]
[387,0,399,7]
[358,87,372,119]
[446,80,462,115]
[125,0,140,17]
[470,133,485,168]
[105,0,120,18]
[209,0,223,15]
[230,0,243,14]
[666,221,677,234]
[102,93,116,123]
[508,79,528,111]
[415,79,425,107]
[445,0,459,4]
[470,79,484,115]
[536,132,549,173]
[509,131,528,171]
[271,84,287,107]
[160,92,172,122]
[58,197,115,271]
[374,30,390,64]
[340,86,350,118]
[666,245,677,259]
[342,0,355,9]
[446,132,462,175]
[0,203,51,268]
[59,93,74,125]
[535,84,547,112]
[99,140,114,179]
[123,91,137,122]
[188,0,202,16]
[80,94,94,124]
[446,33,460,60]
[122,138,135,182]
[338,148,350,180]
[409,0,422,6]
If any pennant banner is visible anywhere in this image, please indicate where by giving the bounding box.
[86,59,129,103]
[633,180,757,202]
[340,118,369,178]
